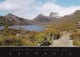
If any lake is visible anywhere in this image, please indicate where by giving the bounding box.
[0,25,44,31]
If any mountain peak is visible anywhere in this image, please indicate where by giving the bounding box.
[49,12,56,17]
[33,12,59,23]
[73,10,80,15]
[49,12,58,18]
[33,14,51,22]
[6,13,14,16]
[5,13,18,18]
[75,10,80,12]
[38,14,43,17]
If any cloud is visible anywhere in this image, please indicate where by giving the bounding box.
[34,2,80,16]
[0,0,80,20]
[0,0,19,11]
[6,0,38,19]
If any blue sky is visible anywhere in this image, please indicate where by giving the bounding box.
[37,0,80,7]
[56,0,80,7]
[0,0,5,2]
[0,0,80,19]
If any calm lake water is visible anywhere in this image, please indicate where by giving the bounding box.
[0,25,44,31]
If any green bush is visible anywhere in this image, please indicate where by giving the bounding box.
[71,32,80,46]
[0,35,34,46]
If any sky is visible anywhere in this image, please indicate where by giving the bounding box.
[0,0,80,20]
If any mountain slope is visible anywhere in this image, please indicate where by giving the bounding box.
[41,10,80,27]
[33,14,51,22]
[33,12,59,24]
[0,14,32,26]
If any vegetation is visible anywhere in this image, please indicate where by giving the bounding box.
[0,10,80,46]
[54,23,76,31]
[0,27,62,46]
[70,31,80,46]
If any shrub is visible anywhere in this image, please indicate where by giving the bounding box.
[71,31,80,46]
[0,35,34,46]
